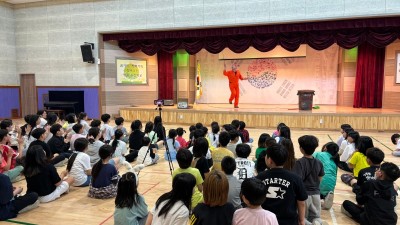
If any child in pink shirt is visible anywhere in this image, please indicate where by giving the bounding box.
[233,178,278,225]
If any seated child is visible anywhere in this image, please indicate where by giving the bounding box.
[136,137,159,166]
[70,123,86,151]
[341,162,400,225]
[113,117,129,143]
[110,129,131,169]
[88,145,120,199]
[221,156,242,209]
[0,130,23,182]
[390,133,400,157]
[233,178,278,225]
[256,143,308,225]
[0,173,39,221]
[336,124,351,147]
[255,133,270,160]
[211,131,234,171]
[114,172,148,225]
[191,137,210,180]
[86,127,105,166]
[143,121,158,148]
[341,136,373,185]
[271,123,286,139]
[146,173,196,225]
[100,114,114,143]
[24,145,74,203]
[208,122,220,150]
[172,149,203,209]
[29,128,67,166]
[47,124,72,159]
[78,112,90,136]
[234,144,255,180]
[175,127,187,149]
[313,142,339,210]
[227,130,240,156]
[238,121,253,144]
[165,129,180,161]
[67,138,92,187]
[190,170,235,225]
[338,130,359,172]
[344,147,385,195]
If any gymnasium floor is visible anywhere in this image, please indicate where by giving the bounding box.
[5,124,400,225]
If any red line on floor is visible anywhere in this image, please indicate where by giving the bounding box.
[98,214,113,225]
[142,182,161,195]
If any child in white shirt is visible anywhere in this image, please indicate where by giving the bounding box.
[136,137,159,166]
[234,144,255,180]
[67,138,92,187]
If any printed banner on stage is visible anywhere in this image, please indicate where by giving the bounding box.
[195,45,339,105]
[116,58,147,85]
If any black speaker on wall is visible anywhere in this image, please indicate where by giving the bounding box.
[80,43,94,64]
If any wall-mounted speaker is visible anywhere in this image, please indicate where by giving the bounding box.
[80,44,94,64]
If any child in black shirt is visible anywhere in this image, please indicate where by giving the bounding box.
[342,162,400,225]
[256,143,308,225]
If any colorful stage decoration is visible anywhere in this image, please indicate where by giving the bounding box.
[196,44,339,105]
[116,58,148,85]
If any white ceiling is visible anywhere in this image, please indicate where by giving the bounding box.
[3,0,46,4]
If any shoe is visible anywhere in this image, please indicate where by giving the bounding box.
[341,174,353,185]
[234,106,239,108]
[312,219,329,225]
[323,191,334,210]
[341,205,352,218]
[229,101,232,104]
[19,200,40,214]
[130,164,145,173]
[12,175,25,183]
[123,161,133,170]
[54,158,68,167]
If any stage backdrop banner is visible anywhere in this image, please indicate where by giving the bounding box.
[195,44,339,105]
[116,58,147,85]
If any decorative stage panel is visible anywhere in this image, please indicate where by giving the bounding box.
[119,104,400,131]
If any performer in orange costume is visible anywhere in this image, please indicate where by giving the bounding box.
[223,62,247,108]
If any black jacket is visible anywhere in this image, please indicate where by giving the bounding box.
[357,180,398,225]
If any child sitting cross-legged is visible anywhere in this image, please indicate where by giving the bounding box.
[88,145,120,199]
[67,138,92,187]
[0,152,39,221]
[136,136,159,167]
[342,162,400,225]
[233,178,278,225]
[24,145,74,203]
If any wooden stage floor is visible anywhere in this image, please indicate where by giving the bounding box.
[10,125,400,225]
[120,104,400,131]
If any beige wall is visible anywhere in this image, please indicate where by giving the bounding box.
[0,2,16,85]
[5,0,400,87]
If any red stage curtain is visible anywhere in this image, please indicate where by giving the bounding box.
[103,17,400,55]
[353,43,385,108]
[157,51,173,99]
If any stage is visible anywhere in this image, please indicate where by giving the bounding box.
[119,104,400,131]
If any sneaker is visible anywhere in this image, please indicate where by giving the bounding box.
[312,219,329,225]
[12,175,25,183]
[341,174,353,185]
[19,200,40,214]
[123,161,133,170]
[234,106,239,108]
[323,191,334,210]
[130,164,145,173]
[341,204,352,218]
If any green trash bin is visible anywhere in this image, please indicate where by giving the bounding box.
[297,90,315,110]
